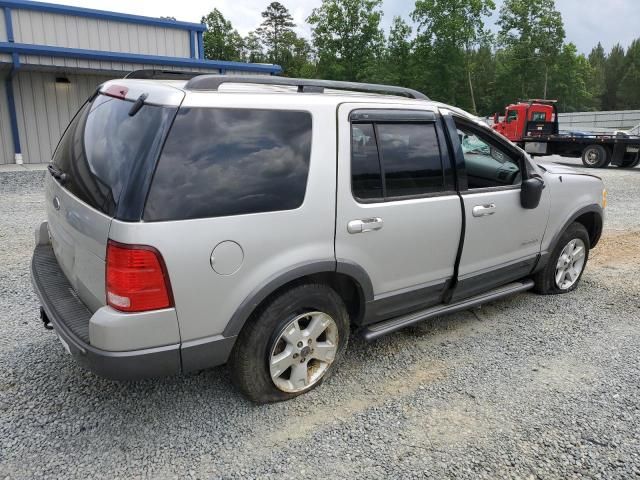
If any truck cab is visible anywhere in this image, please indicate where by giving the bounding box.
[493,100,558,143]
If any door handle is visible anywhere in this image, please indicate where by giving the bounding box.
[472,203,496,217]
[347,217,384,234]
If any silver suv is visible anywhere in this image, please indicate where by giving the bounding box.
[31,75,605,403]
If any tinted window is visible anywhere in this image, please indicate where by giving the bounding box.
[144,108,312,221]
[456,122,521,189]
[531,111,547,121]
[53,95,176,216]
[377,123,445,197]
[351,124,383,200]
[507,110,518,122]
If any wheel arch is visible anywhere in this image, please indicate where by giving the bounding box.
[222,260,373,337]
[550,204,603,252]
[534,204,603,276]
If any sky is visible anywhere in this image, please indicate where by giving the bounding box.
[48,0,639,55]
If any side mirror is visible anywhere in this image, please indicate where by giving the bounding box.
[521,176,545,209]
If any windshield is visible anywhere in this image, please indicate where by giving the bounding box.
[52,94,176,216]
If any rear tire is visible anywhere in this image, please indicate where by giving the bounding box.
[533,222,590,295]
[229,283,350,403]
[581,144,610,168]
[618,152,640,169]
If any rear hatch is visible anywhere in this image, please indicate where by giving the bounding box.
[46,82,181,312]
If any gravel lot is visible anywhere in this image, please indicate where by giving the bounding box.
[1,159,639,479]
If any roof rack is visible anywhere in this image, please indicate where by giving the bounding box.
[125,69,200,80]
[184,75,429,100]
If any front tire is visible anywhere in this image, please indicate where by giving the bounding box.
[581,144,610,168]
[229,283,350,403]
[533,222,590,294]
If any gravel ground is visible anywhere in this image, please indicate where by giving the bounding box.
[1,160,639,479]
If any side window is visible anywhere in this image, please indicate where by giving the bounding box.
[506,110,518,123]
[377,123,447,197]
[144,108,312,221]
[531,111,546,122]
[456,122,521,189]
[350,120,451,201]
[351,124,383,200]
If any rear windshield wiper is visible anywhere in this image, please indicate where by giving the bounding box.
[128,93,149,117]
[47,164,68,184]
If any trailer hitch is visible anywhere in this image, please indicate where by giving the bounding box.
[40,307,53,330]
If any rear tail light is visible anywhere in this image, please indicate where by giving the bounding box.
[106,240,173,313]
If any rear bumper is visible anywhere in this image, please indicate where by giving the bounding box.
[31,244,181,380]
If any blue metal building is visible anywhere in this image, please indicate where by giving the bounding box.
[0,0,281,165]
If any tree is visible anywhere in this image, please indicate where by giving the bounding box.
[469,43,497,115]
[412,0,495,113]
[257,2,296,66]
[497,0,565,99]
[617,39,640,110]
[587,43,607,110]
[380,16,414,86]
[307,0,385,82]
[603,44,626,110]
[281,34,316,77]
[243,31,266,63]
[201,8,243,61]
[548,43,593,112]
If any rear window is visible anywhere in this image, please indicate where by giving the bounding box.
[143,108,313,222]
[52,94,176,216]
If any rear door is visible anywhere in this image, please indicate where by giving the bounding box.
[442,111,550,301]
[46,87,179,312]
[335,104,462,323]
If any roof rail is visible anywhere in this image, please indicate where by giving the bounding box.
[125,69,201,80]
[184,75,429,100]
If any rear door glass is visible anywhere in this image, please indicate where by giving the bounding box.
[53,94,176,216]
[377,123,447,197]
[144,108,313,221]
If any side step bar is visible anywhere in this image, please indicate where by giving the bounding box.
[362,279,535,341]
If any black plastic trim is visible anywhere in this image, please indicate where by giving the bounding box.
[362,280,534,341]
[451,255,538,302]
[362,281,448,326]
[180,335,237,372]
[184,75,429,99]
[222,260,374,337]
[31,246,181,380]
[350,109,435,122]
[548,204,604,251]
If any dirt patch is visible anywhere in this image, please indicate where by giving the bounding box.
[589,230,640,269]
[264,361,447,446]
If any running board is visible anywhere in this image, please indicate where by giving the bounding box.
[361,279,535,341]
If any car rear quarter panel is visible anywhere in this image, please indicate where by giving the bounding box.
[108,102,338,343]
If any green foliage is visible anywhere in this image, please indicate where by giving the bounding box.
[587,43,607,110]
[412,0,495,113]
[307,0,385,81]
[256,2,296,65]
[201,8,243,62]
[497,0,565,99]
[242,31,266,64]
[618,40,640,110]
[603,44,626,110]
[199,1,640,114]
[547,43,593,112]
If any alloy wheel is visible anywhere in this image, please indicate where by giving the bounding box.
[269,312,339,393]
[555,238,587,290]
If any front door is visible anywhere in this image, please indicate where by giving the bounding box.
[443,112,550,300]
[504,108,520,141]
[335,104,463,323]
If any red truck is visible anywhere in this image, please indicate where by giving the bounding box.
[492,100,640,168]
